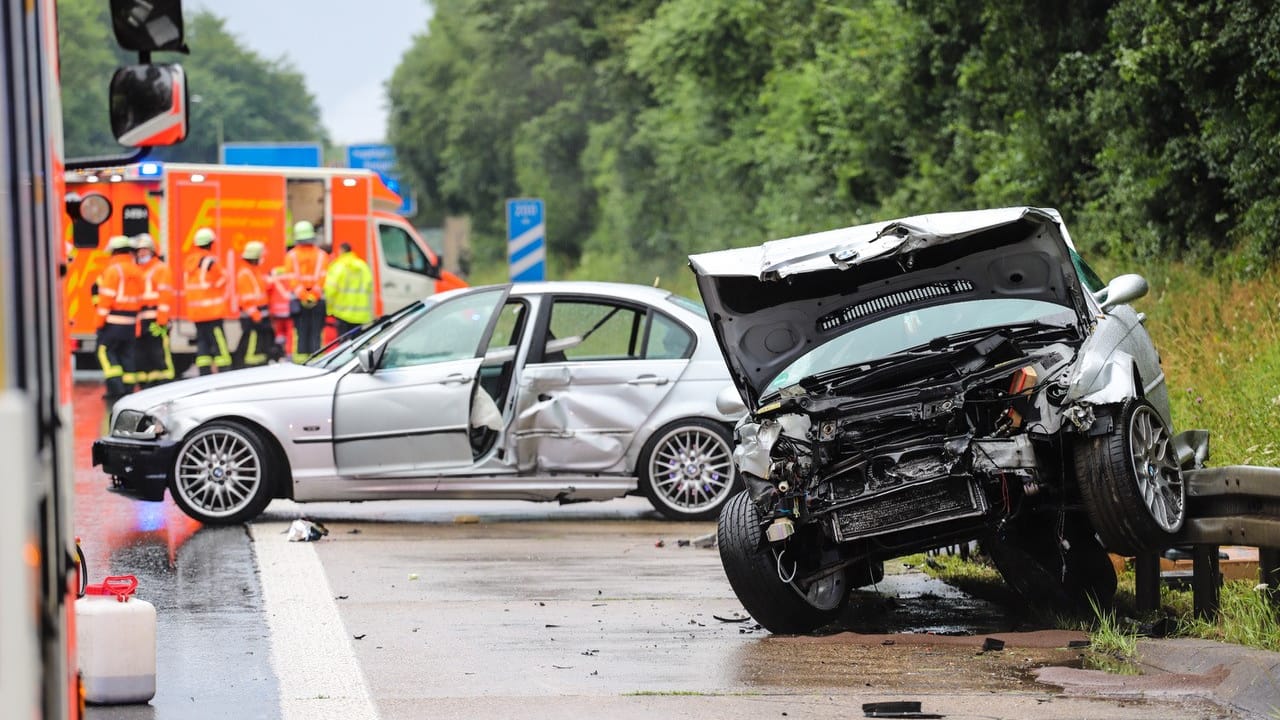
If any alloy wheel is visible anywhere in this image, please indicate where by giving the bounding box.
[175,426,263,519]
[648,425,735,514]
[1127,404,1185,533]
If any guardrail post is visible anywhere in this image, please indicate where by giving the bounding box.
[1260,547,1280,605]
[1134,553,1161,612]
[1192,544,1221,620]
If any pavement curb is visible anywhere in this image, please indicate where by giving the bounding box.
[1136,638,1280,719]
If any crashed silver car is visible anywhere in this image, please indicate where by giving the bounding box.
[691,207,1206,633]
[93,282,741,524]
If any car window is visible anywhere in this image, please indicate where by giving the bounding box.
[1069,248,1105,294]
[544,299,643,362]
[483,300,528,357]
[379,223,434,276]
[645,312,694,359]
[380,289,504,369]
[665,293,708,318]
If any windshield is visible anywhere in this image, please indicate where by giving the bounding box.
[305,301,428,368]
[765,298,1076,394]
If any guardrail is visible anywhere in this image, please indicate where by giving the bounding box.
[1133,465,1280,618]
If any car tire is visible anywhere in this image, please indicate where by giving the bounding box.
[1075,398,1186,556]
[170,420,275,525]
[717,491,845,634]
[639,418,738,520]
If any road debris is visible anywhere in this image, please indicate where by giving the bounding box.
[286,519,328,542]
[862,700,944,718]
[353,634,366,640]
[713,613,750,623]
[655,539,666,548]
[982,638,1005,652]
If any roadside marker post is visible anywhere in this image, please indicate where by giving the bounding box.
[507,198,546,282]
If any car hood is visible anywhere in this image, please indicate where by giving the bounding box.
[114,363,332,413]
[688,207,1089,407]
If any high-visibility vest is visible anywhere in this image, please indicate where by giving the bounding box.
[95,254,144,326]
[285,245,328,303]
[323,253,374,324]
[267,266,294,318]
[183,247,228,322]
[138,258,173,325]
[236,263,270,322]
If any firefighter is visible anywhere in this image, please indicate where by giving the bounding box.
[324,242,374,336]
[267,234,296,361]
[233,240,277,369]
[133,233,174,387]
[93,235,143,400]
[285,220,329,361]
[183,227,231,375]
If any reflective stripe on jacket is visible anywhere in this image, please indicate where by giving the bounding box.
[236,264,270,321]
[323,252,374,324]
[183,247,228,322]
[139,258,173,324]
[96,255,144,325]
[285,245,329,302]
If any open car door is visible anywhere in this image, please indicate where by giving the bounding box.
[332,287,509,477]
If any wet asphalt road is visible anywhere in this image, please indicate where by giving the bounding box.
[75,384,280,720]
[72,382,1234,719]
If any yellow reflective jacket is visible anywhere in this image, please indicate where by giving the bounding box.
[323,252,374,324]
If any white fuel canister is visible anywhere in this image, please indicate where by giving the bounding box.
[75,575,157,704]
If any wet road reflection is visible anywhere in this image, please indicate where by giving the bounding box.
[73,383,280,719]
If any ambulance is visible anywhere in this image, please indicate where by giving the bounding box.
[64,162,464,369]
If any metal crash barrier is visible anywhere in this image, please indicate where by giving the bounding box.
[1134,465,1280,618]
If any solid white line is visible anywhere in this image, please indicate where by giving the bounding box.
[251,522,379,720]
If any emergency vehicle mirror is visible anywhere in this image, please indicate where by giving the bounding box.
[110,63,188,147]
[110,0,188,53]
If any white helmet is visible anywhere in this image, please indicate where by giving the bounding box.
[193,227,216,246]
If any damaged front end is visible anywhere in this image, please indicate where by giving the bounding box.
[734,327,1084,585]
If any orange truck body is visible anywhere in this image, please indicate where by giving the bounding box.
[64,162,463,361]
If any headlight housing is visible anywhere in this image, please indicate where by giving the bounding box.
[112,408,167,440]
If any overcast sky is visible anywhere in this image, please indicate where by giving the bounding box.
[190,1,433,145]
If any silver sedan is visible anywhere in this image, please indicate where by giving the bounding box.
[93,282,742,524]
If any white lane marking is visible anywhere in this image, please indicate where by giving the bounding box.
[251,522,378,720]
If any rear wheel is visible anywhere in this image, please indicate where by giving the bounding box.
[1075,398,1185,555]
[639,418,737,520]
[717,491,846,634]
[170,420,275,525]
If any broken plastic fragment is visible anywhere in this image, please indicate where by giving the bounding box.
[286,518,329,542]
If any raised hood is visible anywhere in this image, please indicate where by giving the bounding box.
[688,207,1089,407]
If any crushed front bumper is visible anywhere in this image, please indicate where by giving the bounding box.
[92,437,178,502]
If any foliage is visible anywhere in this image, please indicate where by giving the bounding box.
[388,0,1280,278]
[1179,581,1280,652]
[57,0,325,161]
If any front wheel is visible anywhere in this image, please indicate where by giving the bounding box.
[717,491,846,634]
[638,418,738,520]
[1075,398,1185,555]
[170,420,275,525]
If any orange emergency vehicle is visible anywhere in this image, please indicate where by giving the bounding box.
[64,162,465,369]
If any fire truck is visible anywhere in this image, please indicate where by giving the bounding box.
[64,162,463,369]
[2,1,191,716]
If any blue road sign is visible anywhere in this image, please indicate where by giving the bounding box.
[507,198,546,282]
[346,143,416,216]
[221,142,322,168]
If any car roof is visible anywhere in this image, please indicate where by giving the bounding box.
[449,280,683,306]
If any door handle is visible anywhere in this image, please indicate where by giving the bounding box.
[436,373,469,385]
[628,374,669,386]
[383,281,396,288]
[1137,312,1147,325]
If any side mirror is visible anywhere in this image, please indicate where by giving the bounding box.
[110,64,188,147]
[356,348,379,373]
[1094,273,1149,311]
[715,385,747,416]
[111,0,188,52]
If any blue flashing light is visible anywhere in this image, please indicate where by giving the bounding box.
[138,162,163,177]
